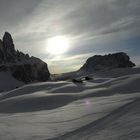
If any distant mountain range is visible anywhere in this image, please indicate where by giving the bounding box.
[0,32,50,83]
[54,52,136,81]
[0,32,136,90]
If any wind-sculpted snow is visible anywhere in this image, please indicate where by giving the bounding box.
[0,71,24,92]
[49,97,140,140]
[0,68,140,140]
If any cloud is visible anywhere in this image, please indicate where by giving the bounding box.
[0,0,140,72]
[6,0,139,37]
[46,53,94,73]
[0,0,42,33]
[1,0,139,43]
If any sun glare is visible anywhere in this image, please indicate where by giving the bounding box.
[47,36,70,55]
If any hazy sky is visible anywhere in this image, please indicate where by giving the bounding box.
[0,0,140,73]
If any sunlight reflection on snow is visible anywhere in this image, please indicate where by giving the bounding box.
[85,100,91,105]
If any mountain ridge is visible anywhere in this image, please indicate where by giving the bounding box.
[0,32,50,83]
[80,52,135,73]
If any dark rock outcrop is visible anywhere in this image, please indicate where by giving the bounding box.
[0,39,5,63]
[11,61,50,83]
[80,52,135,73]
[3,32,16,61]
[0,32,50,83]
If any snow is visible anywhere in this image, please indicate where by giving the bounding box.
[0,67,140,140]
[0,71,24,92]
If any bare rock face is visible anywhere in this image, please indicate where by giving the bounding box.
[3,32,14,50]
[11,63,50,83]
[2,32,16,62]
[0,32,50,83]
[80,52,135,73]
[11,56,50,83]
[0,39,5,63]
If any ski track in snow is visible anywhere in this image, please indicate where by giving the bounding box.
[0,68,140,140]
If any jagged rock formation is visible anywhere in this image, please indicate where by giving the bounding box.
[0,39,4,63]
[80,52,135,73]
[0,32,50,83]
[2,32,16,62]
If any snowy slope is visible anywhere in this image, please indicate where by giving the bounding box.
[0,71,24,92]
[0,68,140,140]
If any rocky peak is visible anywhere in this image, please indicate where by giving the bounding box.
[0,39,3,49]
[0,32,50,83]
[2,32,16,62]
[3,32,13,44]
[80,52,136,73]
[3,32,15,49]
[0,39,4,63]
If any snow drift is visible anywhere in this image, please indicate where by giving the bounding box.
[0,67,140,140]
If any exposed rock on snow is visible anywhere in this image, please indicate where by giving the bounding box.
[0,32,50,83]
[80,52,135,73]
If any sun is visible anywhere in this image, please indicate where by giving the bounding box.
[47,36,70,55]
